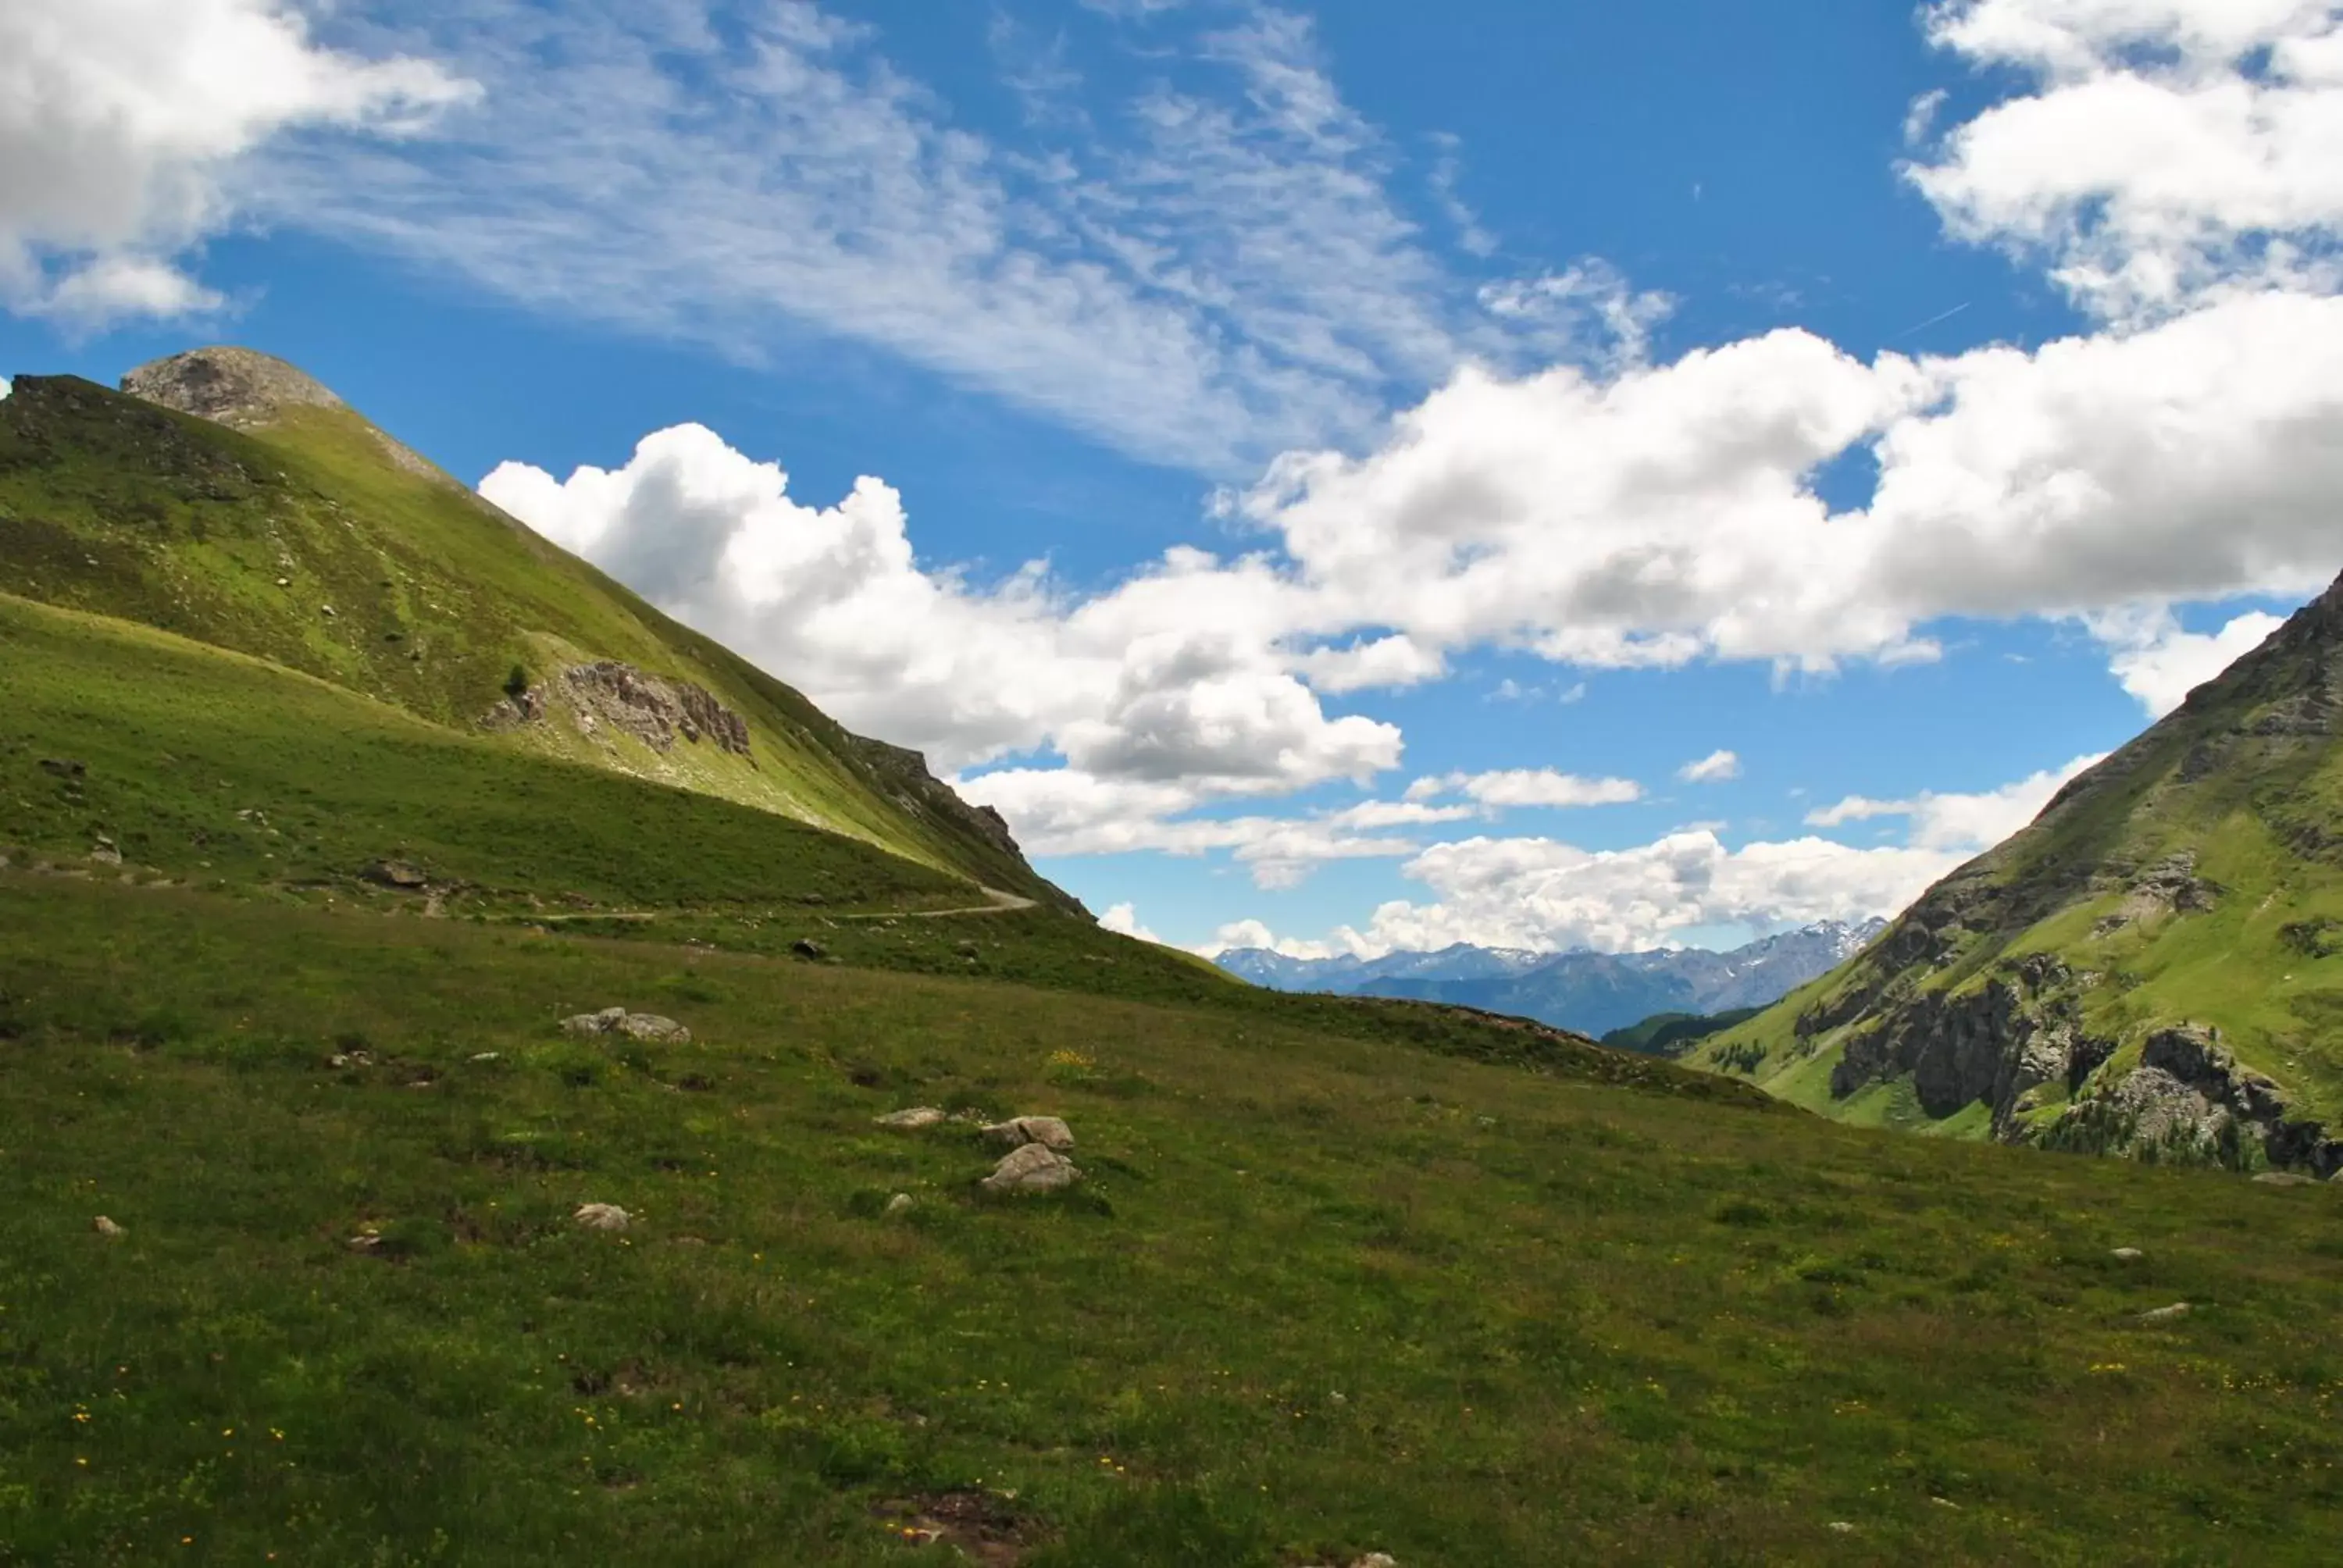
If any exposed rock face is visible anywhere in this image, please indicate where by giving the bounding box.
[840,733,1025,862]
[560,662,753,757]
[1830,953,2107,1132]
[122,346,344,429]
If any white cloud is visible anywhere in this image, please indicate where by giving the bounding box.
[1359,830,1961,956]
[1433,768,1644,809]
[1098,901,1163,943]
[2100,608,2289,714]
[1910,0,2343,319]
[1678,749,1742,782]
[0,0,473,324]
[480,422,1393,797]
[1804,752,2103,851]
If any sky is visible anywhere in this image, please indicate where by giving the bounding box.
[4,0,2341,959]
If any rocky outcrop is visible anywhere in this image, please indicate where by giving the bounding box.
[562,662,754,757]
[480,661,756,760]
[839,733,1024,861]
[2042,1025,2340,1176]
[1829,953,2108,1132]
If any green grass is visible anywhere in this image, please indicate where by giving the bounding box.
[3,871,2341,1565]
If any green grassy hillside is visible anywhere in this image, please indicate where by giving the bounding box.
[3,872,2340,1566]
[1694,573,2343,1174]
[0,354,1059,906]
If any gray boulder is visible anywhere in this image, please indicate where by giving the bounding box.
[981,1142,1082,1195]
[562,1007,691,1045]
[876,1107,948,1130]
[982,1115,1075,1152]
[574,1203,632,1232]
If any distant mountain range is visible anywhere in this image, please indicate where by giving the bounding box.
[1214,920,1888,1037]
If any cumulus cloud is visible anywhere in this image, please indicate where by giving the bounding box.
[1354,831,1963,956]
[1678,749,1742,783]
[0,0,473,324]
[1910,0,2343,319]
[1097,902,1163,943]
[2101,608,2290,714]
[1804,752,2103,851]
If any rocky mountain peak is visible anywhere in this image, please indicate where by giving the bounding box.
[119,346,344,430]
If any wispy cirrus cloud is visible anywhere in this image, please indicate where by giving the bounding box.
[252,0,1569,473]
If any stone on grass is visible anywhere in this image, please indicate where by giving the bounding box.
[92,1215,125,1238]
[982,1115,1075,1152]
[792,939,828,960]
[980,1142,1082,1195]
[876,1107,949,1130]
[2110,1247,2144,1260]
[560,1007,690,1045]
[2252,1171,2318,1187]
[886,1193,915,1215]
[2137,1302,2191,1324]
[574,1203,632,1232]
[1354,1556,1400,1568]
[362,859,429,889]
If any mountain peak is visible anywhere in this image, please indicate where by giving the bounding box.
[119,346,344,431]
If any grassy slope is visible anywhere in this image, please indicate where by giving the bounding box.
[0,375,1057,904]
[1693,582,2343,1138]
[0,588,1731,1101]
[3,873,2341,1566]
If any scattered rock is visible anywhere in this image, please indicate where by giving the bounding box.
[328,1050,373,1068]
[1826,1522,1856,1534]
[1354,1556,1400,1568]
[2252,1171,2320,1187]
[792,938,828,960]
[2136,1303,2191,1324]
[90,840,122,866]
[362,859,430,889]
[982,1115,1075,1152]
[92,1215,125,1238]
[876,1107,948,1130]
[2110,1247,2144,1260]
[348,1228,384,1253]
[981,1142,1082,1195]
[574,1203,632,1232]
[560,1007,690,1045]
[469,1051,501,1063]
[320,604,337,618]
[886,1193,915,1215]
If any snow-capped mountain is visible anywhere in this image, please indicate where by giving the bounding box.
[1214,920,1888,1038]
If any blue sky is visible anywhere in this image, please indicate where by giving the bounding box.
[6,0,2340,957]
